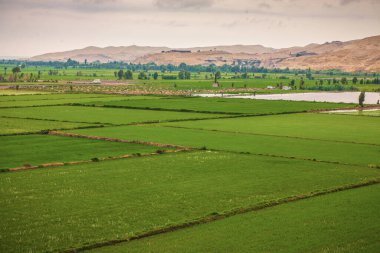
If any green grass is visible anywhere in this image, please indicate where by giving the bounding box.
[0,106,227,125]
[0,134,167,169]
[68,125,380,166]
[0,117,97,134]
[163,113,380,145]
[1,151,379,253]
[91,183,380,253]
[82,97,353,114]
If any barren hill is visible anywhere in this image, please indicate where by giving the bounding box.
[30,45,170,62]
[30,35,380,72]
[275,36,380,72]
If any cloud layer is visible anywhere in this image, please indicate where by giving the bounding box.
[0,0,379,57]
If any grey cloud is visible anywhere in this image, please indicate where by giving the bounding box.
[155,0,214,9]
[0,0,143,13]
[340,0,380,5]
[340,0,359,5]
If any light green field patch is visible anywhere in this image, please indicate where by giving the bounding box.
[0,106,228,125]
[163,113,380,145]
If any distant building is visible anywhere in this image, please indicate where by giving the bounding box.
[282,86,292,90]
[266,85,275,89]
[162,49,191,53]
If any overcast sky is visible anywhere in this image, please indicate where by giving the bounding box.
[0,0,379,57]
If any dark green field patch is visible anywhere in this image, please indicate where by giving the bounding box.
[0,134,167,170]
[1,151,379,253]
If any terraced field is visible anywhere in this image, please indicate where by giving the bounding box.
[1,92,379,253]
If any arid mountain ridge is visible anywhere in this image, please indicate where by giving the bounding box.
[30,35,380,72]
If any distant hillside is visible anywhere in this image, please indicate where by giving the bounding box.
[30,46,170,62]
[30,35,380,72]
[275,36,380,72]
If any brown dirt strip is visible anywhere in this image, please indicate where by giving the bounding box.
[206,148,379,169]
[48,131,190,149]
[56,178,380,253]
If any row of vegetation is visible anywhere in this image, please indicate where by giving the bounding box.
[1,59,379,76]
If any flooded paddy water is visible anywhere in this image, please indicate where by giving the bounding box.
[195,92,380,105]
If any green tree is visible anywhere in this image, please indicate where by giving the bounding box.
[299,78,305,89]
[117,70,124,80]
[241,72,249,79]
[12,66,21,74]
[214,71,221,83]
[178,71,185,80]
[153,72,159,80]
[124,70,133,80]
[306,68,312,80]
[358,91,365,107]
[12,66,21,81]
[138,72,147,80]
[352,77,358,84]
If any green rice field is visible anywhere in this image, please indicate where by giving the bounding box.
[1,92,379,253]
